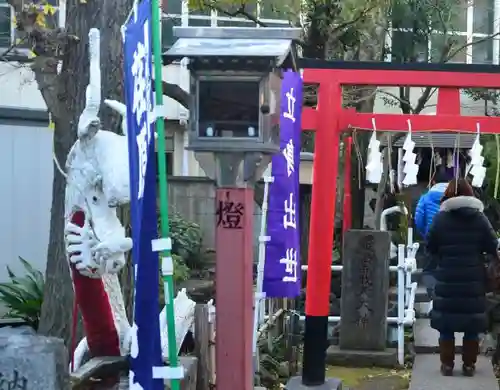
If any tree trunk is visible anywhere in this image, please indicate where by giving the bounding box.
[38,126,74,343]
[347,12,388,229]
[350,132,370,228]
[374,146,390,229]
[38,0,133,344]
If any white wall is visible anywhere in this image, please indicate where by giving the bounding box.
[0,122,53,285]
[0,63,48,316]
[163,63,208,177]
[0,62,46,109]
[162,62,189,122]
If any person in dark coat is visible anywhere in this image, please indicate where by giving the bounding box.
[426,178,499,377]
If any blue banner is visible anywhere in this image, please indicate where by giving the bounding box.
[123,0,163,388]
[263,70,303,298]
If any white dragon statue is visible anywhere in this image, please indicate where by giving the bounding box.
[63,28,198,371]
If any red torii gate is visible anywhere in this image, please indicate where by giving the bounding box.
[298,61,500,387]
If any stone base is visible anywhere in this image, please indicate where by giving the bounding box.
[0,334,70,390]
[326,346,398,368]
[286,376,343,390]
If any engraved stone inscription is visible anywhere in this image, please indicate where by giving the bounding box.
[340,230,390,351]
[0,334,69,390]
[0,370,28,390]
[357,235,375,328]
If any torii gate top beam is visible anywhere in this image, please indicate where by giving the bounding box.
[299,60,500,134]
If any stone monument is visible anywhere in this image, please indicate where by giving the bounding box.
[0,334,70,390]
[327,230,397,367]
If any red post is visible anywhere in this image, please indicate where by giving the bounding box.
[343,137,352,235]
[302,82,342,385]
[436,87,461,115]
[215,187,254,390]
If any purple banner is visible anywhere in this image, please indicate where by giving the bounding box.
[263,70,302,298]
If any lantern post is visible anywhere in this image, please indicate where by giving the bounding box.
[164,26,301,390]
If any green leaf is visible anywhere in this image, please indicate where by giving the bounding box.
[6,266,16,279]
[19,256,41,280]
[0,285,26,310]
[0,258,44,330]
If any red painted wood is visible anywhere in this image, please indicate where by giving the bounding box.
[302,107,318,131]
[304,83,342,317]
[342,112,500,132]
[215,188,254,390]
[301,68,500,134]
[303,110,500,133]
[300,63,500,384]
[436,87,461,115]
[301,65,500,318]
[303,68,500,88]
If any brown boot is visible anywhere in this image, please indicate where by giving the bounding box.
[462,339,479,377]
[439,339,455,376]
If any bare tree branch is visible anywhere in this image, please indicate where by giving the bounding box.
[198,1,267,27]
[153,80,191,109]
[448,32,500,60]
[6,0,80,119]
[398,85,412,113]
[0,38,27,62]
[331,6,376,36]
[412,30,453,113]
[0,54,33,63]
[8,0,191,116]
[379,89,413,111]
[347,87,414,111]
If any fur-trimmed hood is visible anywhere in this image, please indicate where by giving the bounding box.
[440,196,484,212]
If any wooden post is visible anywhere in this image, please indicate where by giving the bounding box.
[194,305,210,390]
[215,188,254,390]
